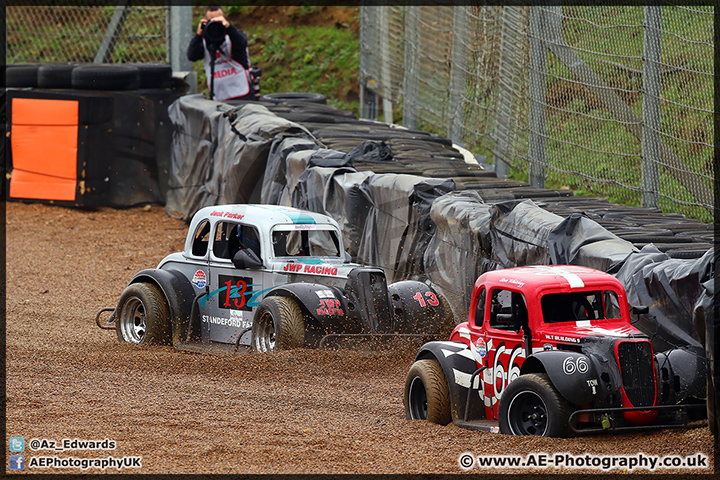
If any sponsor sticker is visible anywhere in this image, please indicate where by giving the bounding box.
[192,270,207,288]
[315,289,335,299]
[474,338,487,358]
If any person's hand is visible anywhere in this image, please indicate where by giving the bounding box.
[210,15,230,28]
[197,19,207,36]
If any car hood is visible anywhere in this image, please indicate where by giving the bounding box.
[270,259,358,279]
[539,320,645,344]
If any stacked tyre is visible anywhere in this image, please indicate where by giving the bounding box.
[7,62,173,91]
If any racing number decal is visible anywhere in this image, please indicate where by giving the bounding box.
[486,342,525,408]
[413,291,439,307]
[224,279,247,308]
[218,275,254,312]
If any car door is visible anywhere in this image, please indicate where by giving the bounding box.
[204,220,267,345]
[484,287,528,418]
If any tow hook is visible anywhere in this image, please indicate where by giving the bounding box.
[95,307,116,330]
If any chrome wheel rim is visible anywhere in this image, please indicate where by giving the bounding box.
[120,296,147,344]
[255,312,276,352]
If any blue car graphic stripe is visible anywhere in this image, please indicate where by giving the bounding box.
[199,284,275,309]
[260,205,317,224]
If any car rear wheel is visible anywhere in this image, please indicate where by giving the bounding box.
[115,282,171,345]
[404,359,452,425]
[251,296,305,352]
[498,373,572,437]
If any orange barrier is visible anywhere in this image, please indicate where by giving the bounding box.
[9,98,79,201]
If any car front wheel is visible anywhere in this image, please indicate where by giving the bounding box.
[498,373,572,437]
[404,359,452,425]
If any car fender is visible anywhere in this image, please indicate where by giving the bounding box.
[264,283,359,332]
[127,268,195,345]
[388,281,448,335]
[655,346,707,404]
[521,351,600,406]
[415,341,486,421]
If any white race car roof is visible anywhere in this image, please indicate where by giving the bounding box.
[191,204,340,229]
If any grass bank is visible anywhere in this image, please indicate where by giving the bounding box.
[192,6,360,114]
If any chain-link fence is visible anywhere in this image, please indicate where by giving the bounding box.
[360,4,714,222]
[6,4,168,64]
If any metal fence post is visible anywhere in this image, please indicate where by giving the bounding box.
[448,5,469,146]
[528,6,547,188]
[641,4,661,209]
[378,6,394,123]
[402,5,420,130]
[167,4,193,72]
[359,4,379,121]
[94,1,130,63]
[492,6,525,179]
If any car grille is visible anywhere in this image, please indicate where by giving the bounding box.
[617,341,656,407]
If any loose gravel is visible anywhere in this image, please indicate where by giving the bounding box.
[5,202,715,474]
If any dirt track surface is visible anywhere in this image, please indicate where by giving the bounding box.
[5,202,715,474]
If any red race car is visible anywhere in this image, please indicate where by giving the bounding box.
[404,265,706,436]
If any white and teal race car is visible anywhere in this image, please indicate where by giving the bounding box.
[97,204,449,353]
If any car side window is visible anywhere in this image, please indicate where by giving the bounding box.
[489,289,527,331]
[191,220,210,257]
[603,291,622,319]
[214,222,261,260]
[472,288,486,327]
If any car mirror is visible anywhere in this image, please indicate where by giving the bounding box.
[232,248,263,269]
[632,305,649,315]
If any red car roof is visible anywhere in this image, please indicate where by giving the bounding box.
[475,265,625,295]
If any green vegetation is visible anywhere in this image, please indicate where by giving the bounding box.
[530,6,713,222]
[192,11,360,114]
[418,6,713,222]
[249,25,359,113]
[6,6,167,63]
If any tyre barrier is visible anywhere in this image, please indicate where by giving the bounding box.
[6,64,41,88]
[71,64,141,91]
[8,62,174,91]
[260,92,327,104]
[257,98,712,262]
[6,62,183,208]
[38,63,77,89]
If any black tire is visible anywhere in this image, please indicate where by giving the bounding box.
[128,63,173,89]
[38,63,78,89]
[498,373,573,437]
[404,359,452,425]
[260,92,327,104]
[115,282,171,345]
[251,296,305,352]
[71,64,141,91]
[6,64,40,88]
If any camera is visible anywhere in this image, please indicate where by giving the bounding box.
[249,66,262,97]
[202,20,227,49]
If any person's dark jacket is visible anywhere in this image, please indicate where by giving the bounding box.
[186,24,250,69]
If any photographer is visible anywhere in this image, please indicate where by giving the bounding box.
[186,5,256,101]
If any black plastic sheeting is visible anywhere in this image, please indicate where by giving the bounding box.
[424,191,494,321]
[168,98,715,413]
[289,165,455,283]
[548,213,639,271]
[166,95,313,220]
[615,245,714,352]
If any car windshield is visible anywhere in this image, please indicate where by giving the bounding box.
[272,224,341,258]
[541,290,622,323]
